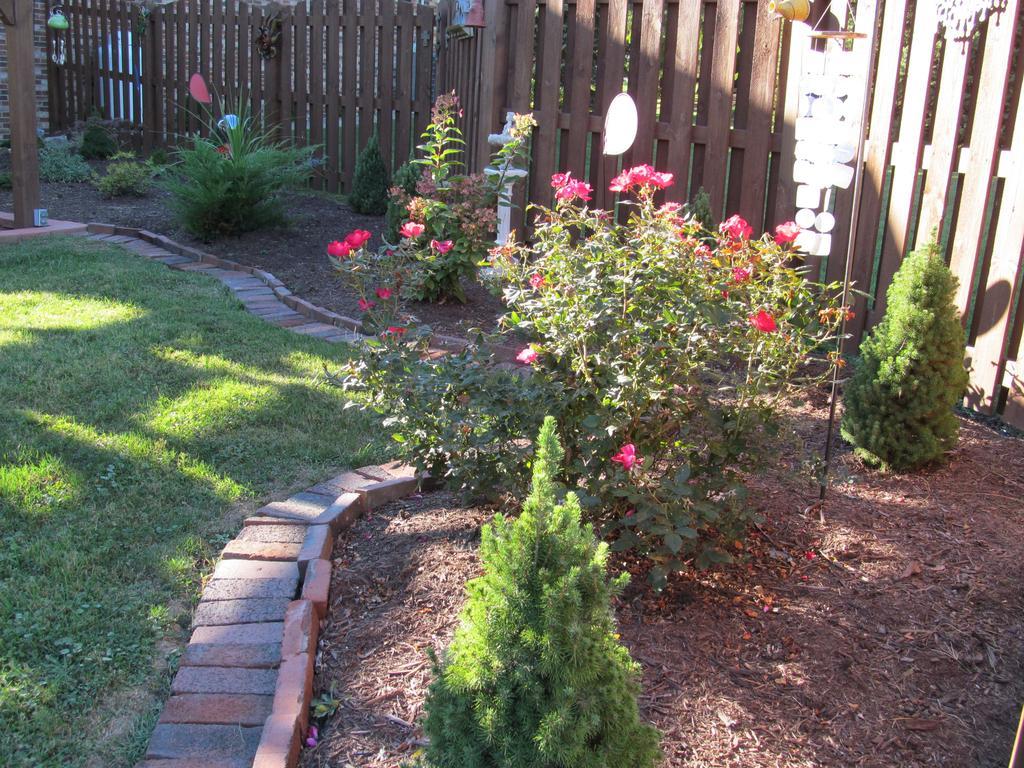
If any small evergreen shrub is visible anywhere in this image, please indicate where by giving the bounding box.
[165,101,314,240]
[422,416,662,768]
[841,240,968,471]
[0,171,11,190]
[38,144,92,183]
[385,160,420,241]
[94,152,154,197]
[687,187,715,231]
[148,148,171,166]
[79,122,118,160]
[348,134,390,215]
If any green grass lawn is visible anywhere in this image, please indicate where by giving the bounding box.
[0,237,386,767]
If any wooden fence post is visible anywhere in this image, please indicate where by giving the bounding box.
[473,0,505,168]
[2,0,42,228]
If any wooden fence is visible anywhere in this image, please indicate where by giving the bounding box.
[47,0,437,192]
[439,0,789,228]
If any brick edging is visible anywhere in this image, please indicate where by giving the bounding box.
[141,461,432,768]
[251,463,432,768]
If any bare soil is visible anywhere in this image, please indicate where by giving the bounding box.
[0,164,503,337]
[303,406,1024,768]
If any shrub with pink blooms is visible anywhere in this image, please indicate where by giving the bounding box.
[385,94,536,302]
[341,164,847,585]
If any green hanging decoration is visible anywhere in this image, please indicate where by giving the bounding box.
[47,8,69,66]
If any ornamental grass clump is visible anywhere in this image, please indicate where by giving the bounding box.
[841,241,967,471]
[422,416,661,768]
[335,164,847,586]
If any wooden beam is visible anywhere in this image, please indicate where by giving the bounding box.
[0,0,15,26]
[6,0,42,228]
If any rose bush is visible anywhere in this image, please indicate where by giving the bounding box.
[332,166,847,586]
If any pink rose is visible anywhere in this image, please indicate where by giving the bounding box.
[609,164,674,192]
[749,310,777,333]
[554,179,593,202]
[399,221,425,239]
[327,240,352,258]
[731,265,753,283]
[529,273,546,290]
[550,172,571,188]
[358,298,376,312]
[430,239,454,253]
[516,346,538,365]
[345,229,372,248]
[375,287,393,300]
[719,214,753,241]
[774,220,800,245]
[611,443,640,471]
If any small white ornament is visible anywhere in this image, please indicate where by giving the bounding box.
[602,93,638,156]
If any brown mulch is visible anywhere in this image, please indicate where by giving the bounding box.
[0,164,503,337]
[302,408,1024,768]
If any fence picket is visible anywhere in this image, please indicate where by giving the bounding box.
[947,0,1020,316]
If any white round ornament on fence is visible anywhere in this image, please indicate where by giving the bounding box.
[602,93,638,156]
[795,208,817,229]
[815,211,836,233]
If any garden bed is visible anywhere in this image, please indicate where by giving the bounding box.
[0,163,504,337]
[303,406,1024,768]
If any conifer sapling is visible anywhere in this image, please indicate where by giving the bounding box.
[422,416,662,768]
[349,134,390,215]
[841,240,968,471]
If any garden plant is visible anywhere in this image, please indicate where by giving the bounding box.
[422,416,661,768]
[78,120,118,160]
[165,99,315,240]
[385,159,421,241]
[382,94,534,302]
[329,166,847,585]
[841,240,968,471]
[93,152,157,198]
[38,143,92,183]
[348,134,390,215]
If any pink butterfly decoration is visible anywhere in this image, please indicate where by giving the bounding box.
[189,73,212,105]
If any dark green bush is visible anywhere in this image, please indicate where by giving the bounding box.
[39,144,92,183]
[423,416,661,768]
[148,148,171,166]
[0,171,11,190]
[165,105,314,240]
[687,187,715,230]
[94,152,154,198]
[348,134,389,215]
[841,240,968,471]
[385,160,420,241]
[79,122,118,160]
